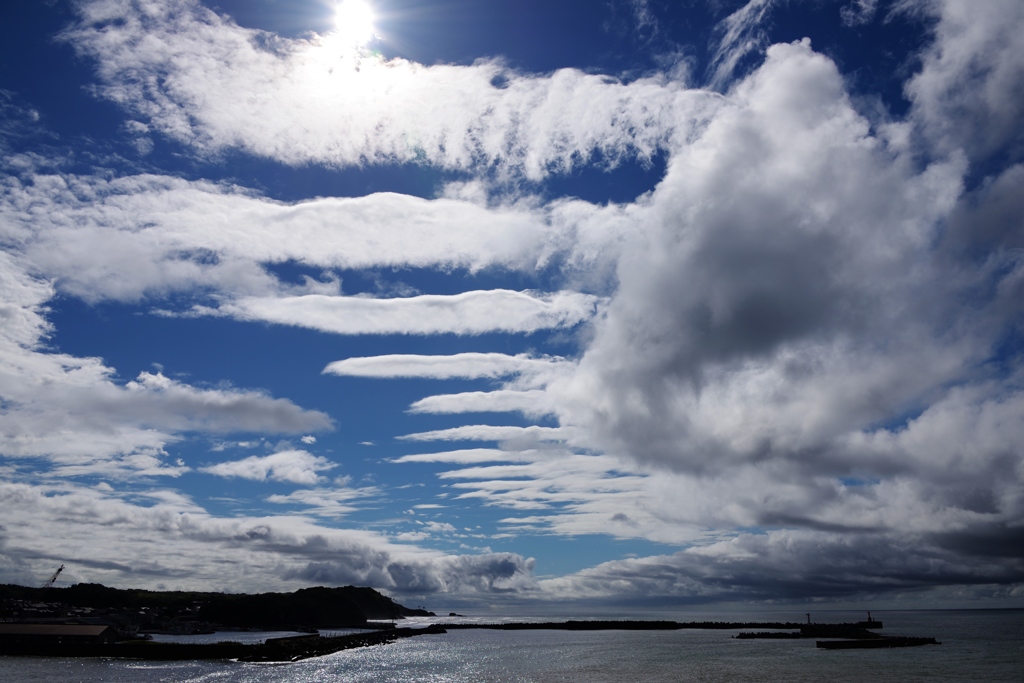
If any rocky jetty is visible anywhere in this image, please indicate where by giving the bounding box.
[438,620,804,631]
[0,625,447,662]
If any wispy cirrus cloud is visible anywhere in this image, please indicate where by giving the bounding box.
[706,0,776,90]
[60,0,719,178]
[267,484,377,517]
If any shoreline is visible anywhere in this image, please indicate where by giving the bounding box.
[0,626,445,663]
[0,620,943,661]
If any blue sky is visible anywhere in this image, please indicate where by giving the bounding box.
[1,0,1023,610]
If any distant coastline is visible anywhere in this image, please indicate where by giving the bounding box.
[1,584,943,662]
[0,583,433,634]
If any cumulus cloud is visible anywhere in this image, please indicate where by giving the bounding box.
[0,242,330,477]
[0,250,53,349]
[903,0,1024,161]
[0,362,332,466]
[549,38,967,473]
[3,0,1024,606]
[539,528,1024,603]
[0,481,536,596]
[288,552,537,595]
[376,19,1024,601]
[200,450,335,485]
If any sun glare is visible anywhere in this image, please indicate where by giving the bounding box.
[333,0,377,46]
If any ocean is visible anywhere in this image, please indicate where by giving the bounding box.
[1,609,1021,682]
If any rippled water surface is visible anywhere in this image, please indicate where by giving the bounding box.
[2,609,1021,682]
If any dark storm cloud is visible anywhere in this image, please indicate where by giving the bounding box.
[544,529,1024,602]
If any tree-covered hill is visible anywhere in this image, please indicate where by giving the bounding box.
[0,583,433,629]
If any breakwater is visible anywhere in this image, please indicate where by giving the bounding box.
[817,636,940,649]
[731,621,940,649]
[737,623,882,639]
[437,620,804,631]
[0,625,446,662]
[438,620,939,650]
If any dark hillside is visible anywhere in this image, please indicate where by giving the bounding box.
[0,583,433,630]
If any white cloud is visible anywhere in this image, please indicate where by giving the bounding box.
[200,450,336,485]
[840,0,879,26]
[0,251,52,348]
[398,425,567,444]
[204,289,603,336]
[2,172,645,324]
[393,449,539,464]
[548,38,967,473]
[0,365,331,463]
[706,0,776,91]
[409,390,555,417]
[0,249,331,476]
[325,353,569,382]
[267,485,376,517]
[539,528,1024,602]
[3,0,1023,605]
[367,26,1024,594]
[0,174,557,304]
[0,480,536,596]
[60,0,719,179]
[903,0,1024,161]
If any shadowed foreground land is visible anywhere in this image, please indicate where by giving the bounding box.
[0,583,432,632]
[0,620,942,661]
[1,582,941,662]
[0,626,447,662]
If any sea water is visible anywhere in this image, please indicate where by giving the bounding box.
[1,609,1021,682]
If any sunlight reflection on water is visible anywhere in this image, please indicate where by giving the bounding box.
[1,610,1021,683]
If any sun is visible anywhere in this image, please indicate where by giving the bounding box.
[332,0,377,46]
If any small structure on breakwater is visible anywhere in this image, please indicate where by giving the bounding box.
[734,614,938,650]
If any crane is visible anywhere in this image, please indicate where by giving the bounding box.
[40,564,64,589]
